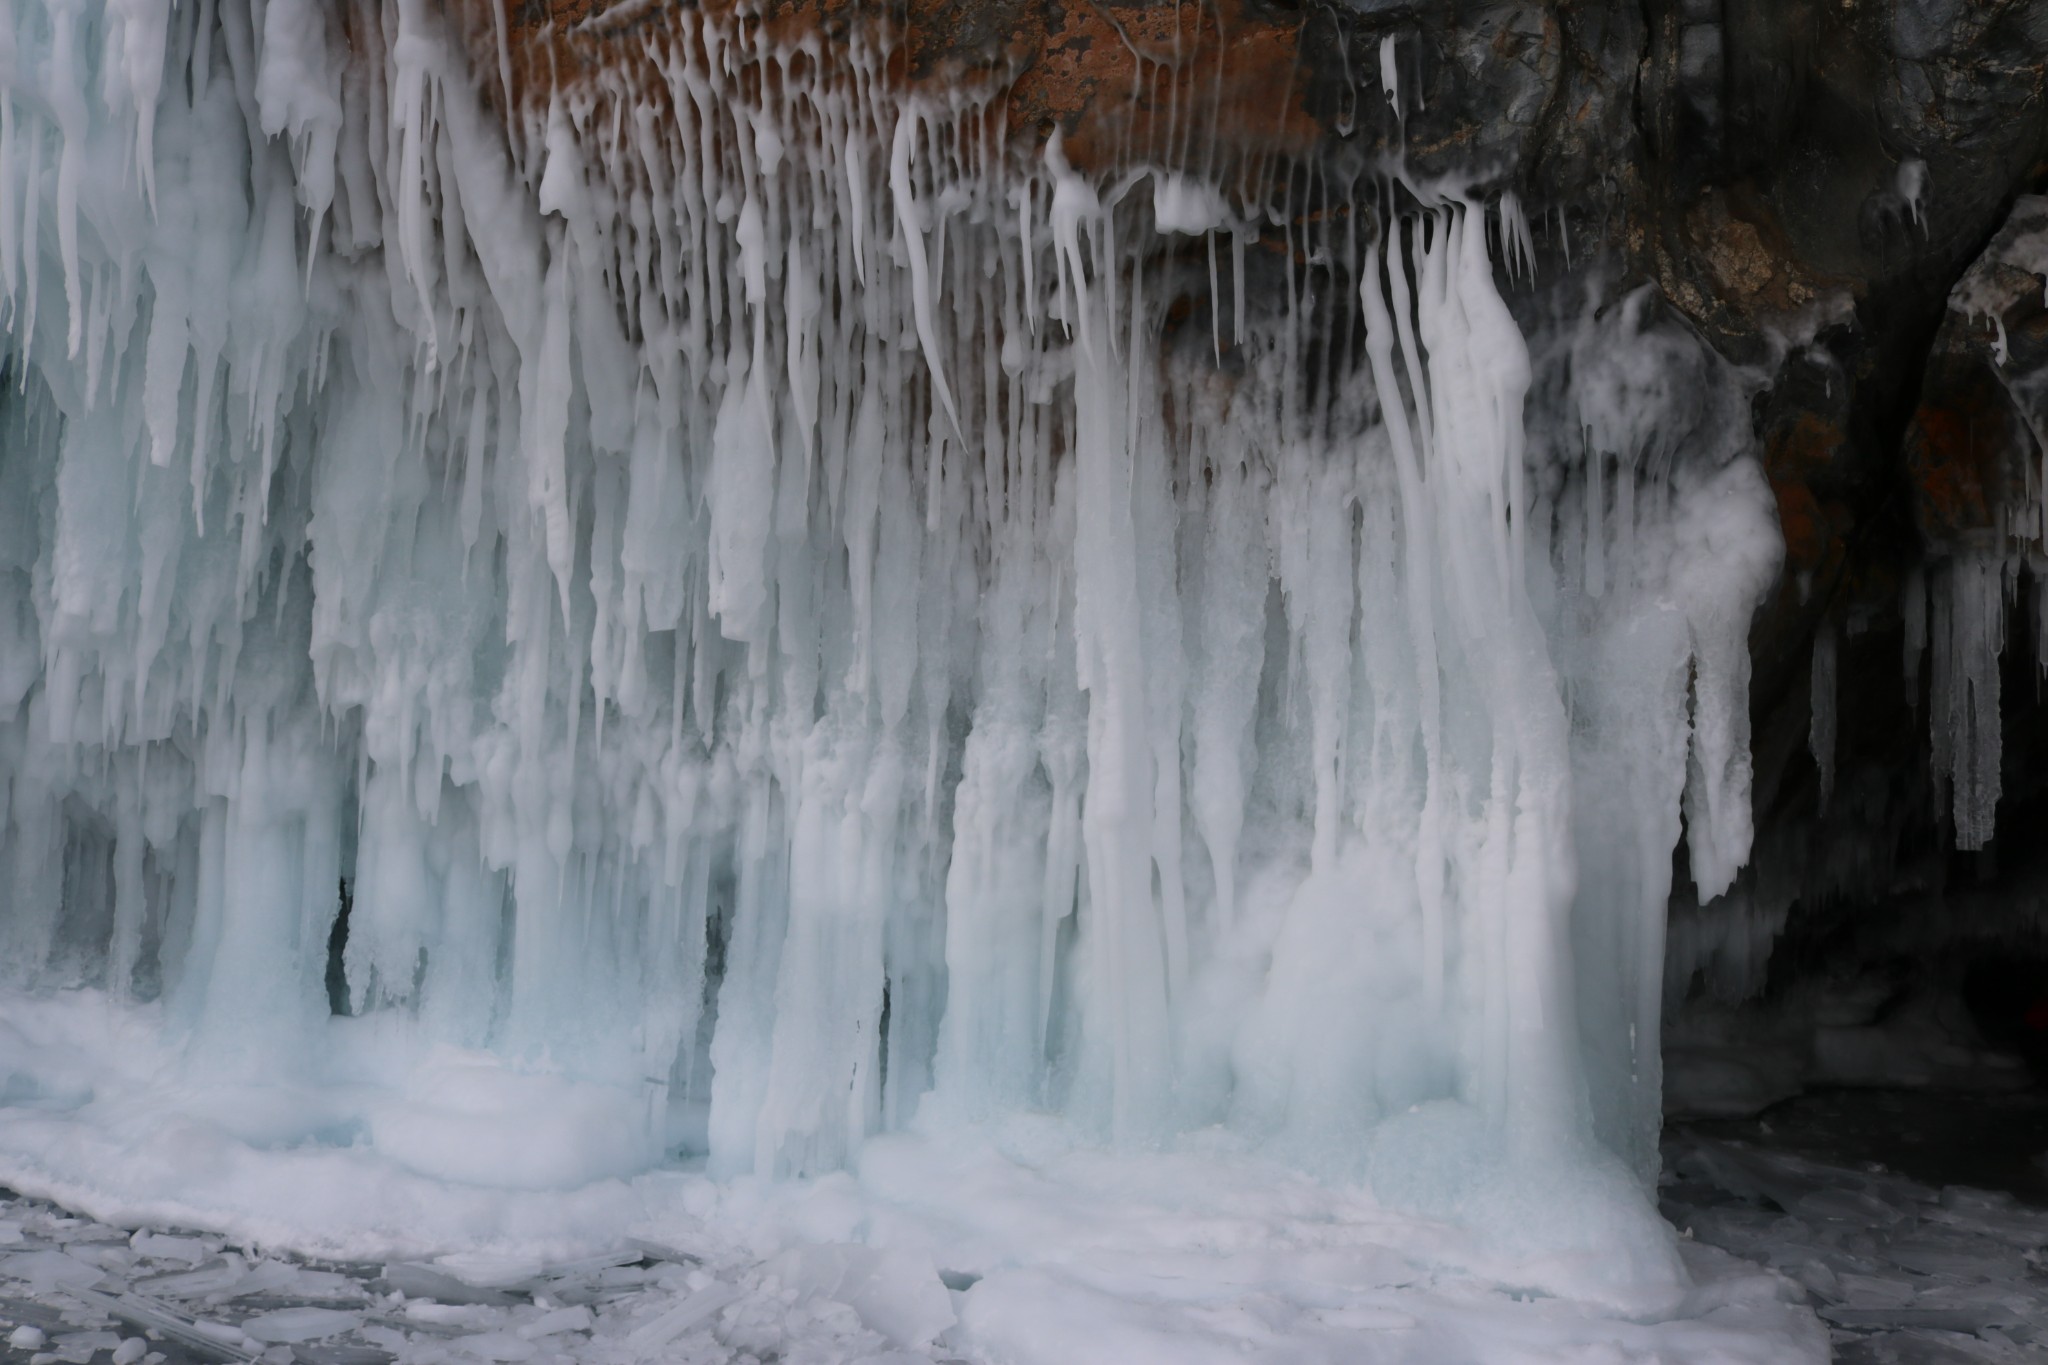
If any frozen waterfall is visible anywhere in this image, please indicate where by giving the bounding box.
[0,0,1779,1305]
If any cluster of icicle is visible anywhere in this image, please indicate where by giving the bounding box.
[0,0,1780,1205]
[1890,197,2048,852]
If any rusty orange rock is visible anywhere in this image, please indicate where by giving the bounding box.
[1764,412,1852,576]
[1903,386,2006,548]
[449,0,1316,180]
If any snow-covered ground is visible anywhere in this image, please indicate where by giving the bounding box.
[0,991,1830,1365]
[6,1112,2036,1365]
[0,1162,1822,1365]
[0,1170,1831,1365]
[11,1017,2043,1365]
[5,1007,2041,1364]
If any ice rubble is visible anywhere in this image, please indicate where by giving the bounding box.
[1664,1122,2048,1363]
[0,1162,1838,1365]
[1,0,1780,1325]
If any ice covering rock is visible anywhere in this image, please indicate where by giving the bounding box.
[0,0,1777,1312]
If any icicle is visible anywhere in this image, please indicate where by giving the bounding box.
[1930,554,2005,850]
[1896,157,1927,231]
[1379,34,1402,121]
[1498,191,1535,283]
[890,105,958,434]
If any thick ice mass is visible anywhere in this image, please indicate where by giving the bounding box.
[0,0,1780,1319]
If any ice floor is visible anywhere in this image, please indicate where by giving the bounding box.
[1662,1102,2048,1364]
[1,1005,2040,1363]
[0,992,1838,1365]
[0,1098,2039,1365]
[0,990,1831,1365]
[0,1174,1820,1365]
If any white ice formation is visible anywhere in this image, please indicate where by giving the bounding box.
[1903,195,2048,851]
[0,0,1781,1291]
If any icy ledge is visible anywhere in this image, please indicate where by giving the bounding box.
[4,0,1779,1340]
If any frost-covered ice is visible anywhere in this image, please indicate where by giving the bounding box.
[0,0,1793,1359]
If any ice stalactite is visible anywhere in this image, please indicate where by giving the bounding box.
[0,0,1779,1290]
[1927,554,2006,851]
[1901,196,2048,853]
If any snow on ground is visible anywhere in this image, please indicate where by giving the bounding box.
[0,991,1825,1365]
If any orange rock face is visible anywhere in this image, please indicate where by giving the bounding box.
[1903,380,2007,548]
[451,0,1316,179]
[1764,412,1852,579]
[1002,1,1314,173]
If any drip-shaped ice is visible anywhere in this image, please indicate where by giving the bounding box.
[0,0,1780,1301]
